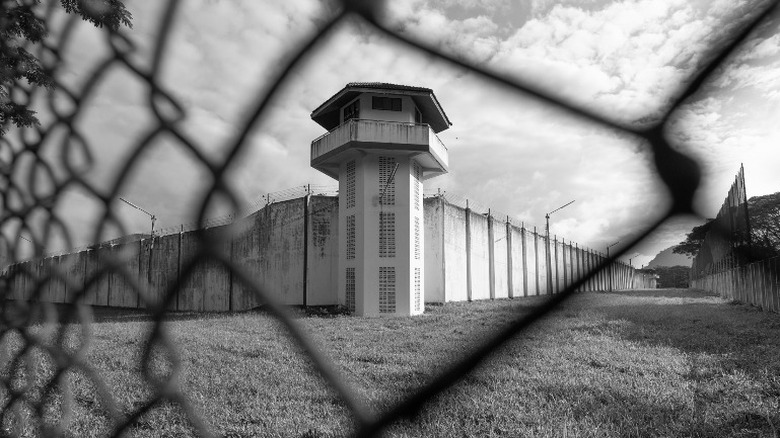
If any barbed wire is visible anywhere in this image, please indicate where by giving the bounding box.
[424,189,613,258]
[0,0,777,437]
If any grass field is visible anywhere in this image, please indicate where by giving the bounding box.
[3,289,780,437]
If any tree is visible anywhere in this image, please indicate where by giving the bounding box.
[650,266,690,288]
[673,219,713,258]
[673,192,780,261]
[747,192,780,259]
[1,0,131,135]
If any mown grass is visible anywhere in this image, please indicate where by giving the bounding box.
[3,289,780,437]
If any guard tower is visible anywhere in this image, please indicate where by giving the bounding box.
[310,83,451,316]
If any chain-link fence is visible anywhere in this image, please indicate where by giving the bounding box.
[1,0,778,436]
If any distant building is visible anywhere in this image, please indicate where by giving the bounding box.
[310,83,451,316]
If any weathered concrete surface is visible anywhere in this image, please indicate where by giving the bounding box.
[555,239,565,293]
[84,249,108,306]
[535,231,548,296]
[62,252,85,303]
[106,242,141,308]
[140,235,181,310]
[10,261,35,301]
[48,256,67,303]
[178,228,231,312]
[307,196,339,306]
[491,217,509,299]
[510,225,527,297]
[423,197,445,303]
[443,202,468,302]
[468,210,490,301]
[255,199,306,306]
[6,194,655,312]
[230,216,261,311]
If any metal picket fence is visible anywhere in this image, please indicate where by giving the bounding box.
[1,0,778,436]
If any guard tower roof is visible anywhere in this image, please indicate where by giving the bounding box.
[311,82,452,133]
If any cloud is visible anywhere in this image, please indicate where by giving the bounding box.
[385,0,772,125]
[14,0,778,269]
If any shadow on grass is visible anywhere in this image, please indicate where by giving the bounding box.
[605,288,720,299]
[535,381,778,438]
[1,299,273,325]
[577,289,780,376]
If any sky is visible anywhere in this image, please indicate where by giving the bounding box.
[8,0,780,267]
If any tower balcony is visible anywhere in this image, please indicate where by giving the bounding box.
[311,119,449,180]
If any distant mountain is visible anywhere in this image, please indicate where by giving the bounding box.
[647,245,693,268]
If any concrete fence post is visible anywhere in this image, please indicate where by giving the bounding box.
[573,244,579,291]
[533,227,540,296]
[441,196,447,302]
[302,193,310,308]
[553,236,559,294]
[562,239,568,291]
[521,224,528,297]
[488,210,495,300]
[584,249,590,291]
[177,226,183,311]
[136,242,142,308]
[506,218,514,299]
[465,201,472,302]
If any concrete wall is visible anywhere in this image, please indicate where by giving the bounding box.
[422,199,655,301]
[424,197,446,302]
[254,199,306,306]
[306,196,339,306]
[4,198,311,312]
[692,256,778,312]
[468,210,490,301]
[442,201,468,302]
[491,217,509,300]
[106,243,140,309]
[6,194,654,312]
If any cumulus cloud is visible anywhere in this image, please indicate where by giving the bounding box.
[17,0,778,266]
[385,0,773,124]
[378,0,779,259]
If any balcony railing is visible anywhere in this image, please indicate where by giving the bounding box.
[311,119,448,168]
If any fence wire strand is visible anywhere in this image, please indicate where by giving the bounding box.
[1,0,779,436]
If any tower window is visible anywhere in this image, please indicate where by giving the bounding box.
[413,161,421,211]
[372,96,402,111]
[343,99,360,122]
[414,267,421,312]
[415,107,422,123]
[379,212,396,258]
[346,160,356,209]
[346,215,356,259]
[346,268,355,313]
[379,267,396,313]
[378,156,396,206]
[415,217,420,260]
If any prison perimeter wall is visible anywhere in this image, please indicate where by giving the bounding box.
[422,197,655,301]
[6,195,654,311]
